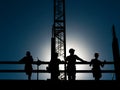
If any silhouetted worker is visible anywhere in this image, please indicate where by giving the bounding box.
[90,53,106,81]
[19,51,33,80]
[65,48,87,80]
[48,52,61,80]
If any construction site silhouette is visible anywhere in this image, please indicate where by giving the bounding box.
[0,0,120,89]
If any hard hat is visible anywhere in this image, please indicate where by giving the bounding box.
[69,48,75,53]
[26,51,31,56]
[94,53,99,57]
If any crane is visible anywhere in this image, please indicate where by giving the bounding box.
[51,0,67,80]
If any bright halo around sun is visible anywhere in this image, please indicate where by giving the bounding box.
[37,37,92,80]
[66,37,90,61]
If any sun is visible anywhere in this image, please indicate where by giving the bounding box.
[37,36,92,80]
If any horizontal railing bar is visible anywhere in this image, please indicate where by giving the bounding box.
[0,70,115,73]
[0,61,49,64]
[0,61,115,74]
[0,61,114,64]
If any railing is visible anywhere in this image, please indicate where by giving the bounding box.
[0,61,115,80]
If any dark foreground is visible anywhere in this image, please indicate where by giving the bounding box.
[0,80,120,89]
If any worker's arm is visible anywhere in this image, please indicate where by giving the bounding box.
[75,55,87,63]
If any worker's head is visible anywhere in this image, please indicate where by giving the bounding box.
[94,53,99,58]
[26,51,31,56]
[69,48,75,55]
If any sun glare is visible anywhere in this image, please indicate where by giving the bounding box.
[66,38,91,61]
[39,37,92,80]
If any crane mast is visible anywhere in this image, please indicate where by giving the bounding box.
[51,0,66,80]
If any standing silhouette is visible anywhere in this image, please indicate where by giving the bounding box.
[90,53,105,81]
[19,51,33,80]
[65,48,87,80]
[48,52,61,80]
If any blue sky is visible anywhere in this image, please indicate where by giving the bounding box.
[0,0,120,80]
